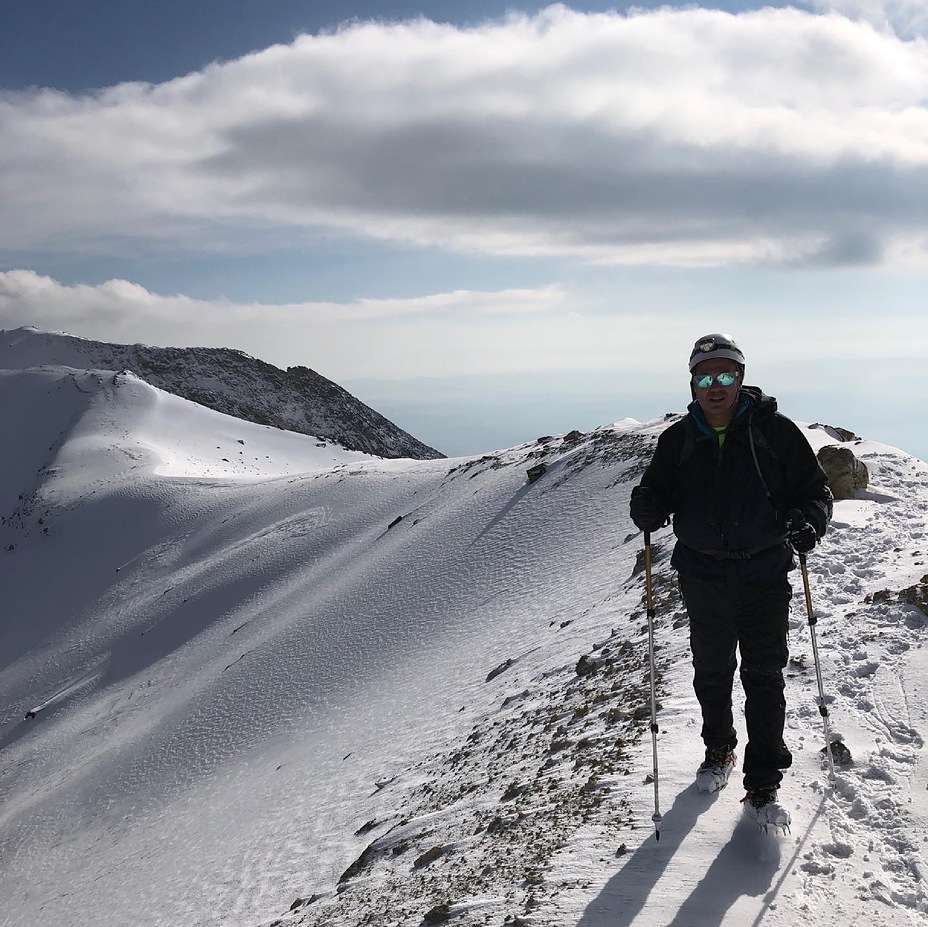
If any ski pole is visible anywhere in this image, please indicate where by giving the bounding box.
[799,551,836,786]
[644,531,663,840]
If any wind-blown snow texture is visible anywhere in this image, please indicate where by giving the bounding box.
[0,356,926,927]
[0,326,443,459]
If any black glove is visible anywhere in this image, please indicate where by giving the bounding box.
[630,486,668,533]
[785,509,817,554]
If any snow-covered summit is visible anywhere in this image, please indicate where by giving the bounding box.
[0,326,444,460]
[0,371,925,927]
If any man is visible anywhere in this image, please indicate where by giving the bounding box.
[629,333,832,831]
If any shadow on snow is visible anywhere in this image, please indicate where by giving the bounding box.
[578,784,827,926]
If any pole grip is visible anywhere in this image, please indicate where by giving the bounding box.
[644,531,653,611]
[799,552,817,627]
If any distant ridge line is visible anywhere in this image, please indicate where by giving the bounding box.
[0,327,444,460]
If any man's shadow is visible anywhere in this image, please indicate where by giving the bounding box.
[578,785,822,926]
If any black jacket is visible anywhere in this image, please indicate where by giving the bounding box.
[633,386,832,582]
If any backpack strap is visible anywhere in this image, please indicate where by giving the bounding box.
[677,416,700,466]
[748,415,771,500]
[747,413,786,521]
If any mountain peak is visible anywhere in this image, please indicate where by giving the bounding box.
[0,327,444,460]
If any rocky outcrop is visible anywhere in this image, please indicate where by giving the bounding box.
[817,444,869,500]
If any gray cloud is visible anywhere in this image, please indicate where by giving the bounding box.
[3,6,928,267]
[789,229,886,267]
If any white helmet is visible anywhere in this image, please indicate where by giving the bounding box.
[688,333,745,371]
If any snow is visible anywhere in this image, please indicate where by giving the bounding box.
[1,358,926,927]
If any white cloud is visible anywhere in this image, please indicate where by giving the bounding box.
[0,268,565,320]
[4,269,927,385]
[0,269,575,378]
[2,5,928,267]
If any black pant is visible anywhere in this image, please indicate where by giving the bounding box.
[679,574,793,790]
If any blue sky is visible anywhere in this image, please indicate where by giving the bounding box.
[2,1,767,93]
[2,0,927,458]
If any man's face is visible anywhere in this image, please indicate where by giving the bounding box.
[692,357,741,426]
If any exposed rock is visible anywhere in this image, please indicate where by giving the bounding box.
[822,739,854,767]
[809,423,860,443]
[486,658,516,682]
[526,463,547,484]
[422,903,451,924]
[817,445,869,500]
[576,654,606,677]
[413,845,445,869]
[0,328,443,459]
[867,574,928,616]
[338,841,378,884]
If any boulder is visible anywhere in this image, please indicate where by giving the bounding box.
[817,445,869,500]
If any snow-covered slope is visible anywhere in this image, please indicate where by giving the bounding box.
[0,325,444,459]
[0,370,925,927]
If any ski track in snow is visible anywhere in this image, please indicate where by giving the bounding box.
[0,370,926,927]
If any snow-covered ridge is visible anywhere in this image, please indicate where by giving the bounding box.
[0,325,443,460]
[0,369,925,927]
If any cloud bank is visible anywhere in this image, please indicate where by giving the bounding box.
[2,5,928,268]
[0,269,578,378]
[4,269,926,385]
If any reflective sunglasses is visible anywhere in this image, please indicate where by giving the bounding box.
[692,371,740,389]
